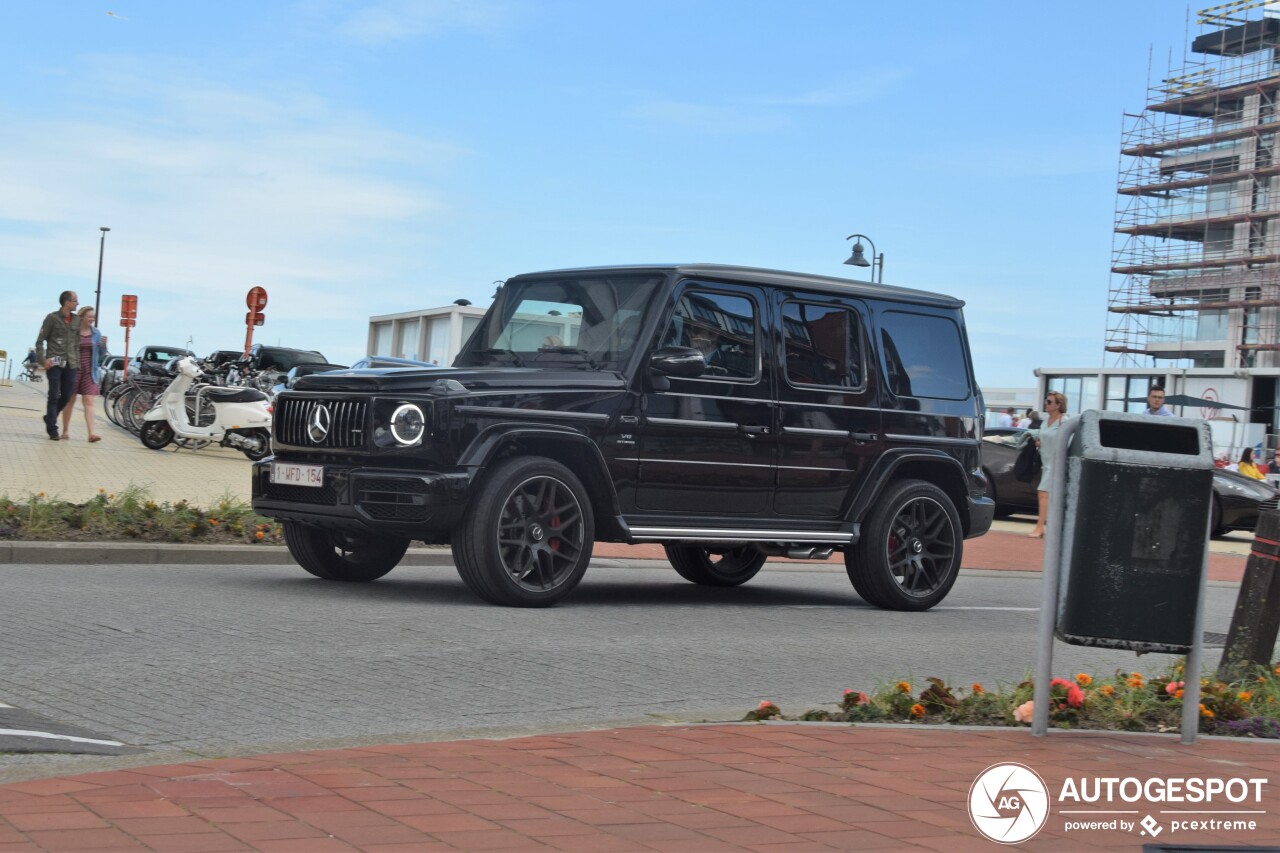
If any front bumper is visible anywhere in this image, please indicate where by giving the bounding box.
[251,459,471,535]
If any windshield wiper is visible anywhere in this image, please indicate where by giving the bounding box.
[476,348,525,367]
[535,346,600,369]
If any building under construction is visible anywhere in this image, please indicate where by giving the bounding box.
[1109,0,1280,371]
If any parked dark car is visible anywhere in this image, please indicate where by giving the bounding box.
[347,355,435,370]
[247,344,328,373]
[268,363,350,398]
[254,263,994,610]
[981,427,1279,535]
[128,345,195,378]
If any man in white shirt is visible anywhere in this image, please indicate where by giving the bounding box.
[997,407,1015,428]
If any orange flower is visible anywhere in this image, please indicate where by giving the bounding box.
[971,683,985,695]
[896,681,911,694]
[1238,691,1253,702]
[255,531,265,540]
[1076,673,1092,687]
[1199,704,1214,719]
[910,704,925,719]
[1174,689,1184,700]
[1126,673,1145,689]
[208,519,219,526]
[1013,700,1034,724]
[1099,685,1116,697]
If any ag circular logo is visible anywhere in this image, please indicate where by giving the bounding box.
[969,762,1050,844]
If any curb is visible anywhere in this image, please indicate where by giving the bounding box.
[0,541,454,566]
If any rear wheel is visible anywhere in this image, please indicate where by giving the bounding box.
[240,429,272,461]
[664,545,766,586]
[283,522,409,581]
[846,479,962,611]
[452,456,593,607]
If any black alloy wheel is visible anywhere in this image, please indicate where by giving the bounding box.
[846,479,962,611]
[664,545,767,586]
[452,456,594,607]
[139,420,174,450]
[283,521,409,582]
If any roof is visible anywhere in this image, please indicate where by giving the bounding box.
[508,263,965,309]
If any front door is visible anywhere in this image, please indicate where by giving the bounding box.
[634,282,775,515]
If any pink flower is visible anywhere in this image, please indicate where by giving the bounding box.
[1066,685,1085,709]
[1049,677,1072,690]
[1166,681,1185,696]
[1013,700,1034,724]
[758,700,776,710]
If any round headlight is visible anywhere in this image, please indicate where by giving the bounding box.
[390,403,425,445]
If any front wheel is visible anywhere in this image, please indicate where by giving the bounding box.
[139,420,174,450]
[664,545,766,586]
[845,479,962,611]
[452,456,594,607]
[283,522,409,581]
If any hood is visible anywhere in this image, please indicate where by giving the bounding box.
[1213,468,1276,500]
[292,366,627,394]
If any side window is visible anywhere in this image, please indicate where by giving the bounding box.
[879,311,971,400]
[782,301,862,388]
[663,290,757,381]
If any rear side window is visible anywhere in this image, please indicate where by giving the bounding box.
[782,301,863,388]
[879,311,971,400]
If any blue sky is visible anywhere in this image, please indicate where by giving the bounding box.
[1,1,1202,386]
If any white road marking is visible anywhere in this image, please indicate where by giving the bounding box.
[0,728,125,747]
[934,606,1039,612]
[0,702,13,708]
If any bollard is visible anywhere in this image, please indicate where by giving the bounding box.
[1216,510,1280,683]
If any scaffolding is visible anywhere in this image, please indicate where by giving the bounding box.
[1107,0,1280,366]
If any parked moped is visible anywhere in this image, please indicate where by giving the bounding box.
[139,356,273,460]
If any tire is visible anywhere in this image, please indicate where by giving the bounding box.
[240,429,272,461]
[664,545,766,586]
[139,420,174,450]
[845,479,963,611]
[451,456,594,607]
[1211,497,1224,538]
[283,521,409,582]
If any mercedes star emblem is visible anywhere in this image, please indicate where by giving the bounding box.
[307,404,332,443]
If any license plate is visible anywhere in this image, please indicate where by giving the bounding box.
[271,462,324,487]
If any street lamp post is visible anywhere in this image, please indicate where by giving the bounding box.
[844,233,884,283]
[93,227,111,325]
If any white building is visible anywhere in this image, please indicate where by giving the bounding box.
[366,302,487,366]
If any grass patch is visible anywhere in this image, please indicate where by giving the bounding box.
[746,659,1280,738]
[0,488,283,545]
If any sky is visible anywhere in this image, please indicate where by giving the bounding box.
[0,0,1216,387]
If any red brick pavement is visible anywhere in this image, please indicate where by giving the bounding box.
[1,725,1277,851]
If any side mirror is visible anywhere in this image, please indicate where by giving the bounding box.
[649,346,706,378]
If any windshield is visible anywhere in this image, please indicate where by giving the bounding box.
[455,274,665,370]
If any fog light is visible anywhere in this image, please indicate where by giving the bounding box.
[390,403,425,445]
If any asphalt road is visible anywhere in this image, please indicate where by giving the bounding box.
[0,560,1248,780]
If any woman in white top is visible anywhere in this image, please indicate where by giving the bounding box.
[1027,392,1068,538]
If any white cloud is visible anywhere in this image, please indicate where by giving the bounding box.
[0,58,467,358]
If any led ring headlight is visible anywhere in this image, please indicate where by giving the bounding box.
[389,403,425,445]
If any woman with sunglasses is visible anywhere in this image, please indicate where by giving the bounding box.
[1026,391,1068,538]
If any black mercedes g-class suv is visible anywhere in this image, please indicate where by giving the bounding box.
[252,265,993,609]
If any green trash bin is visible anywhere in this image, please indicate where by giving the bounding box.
[1056,410,1214,654]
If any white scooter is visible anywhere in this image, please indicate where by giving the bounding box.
[139,356,273,460]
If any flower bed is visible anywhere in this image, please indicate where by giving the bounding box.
[0,488,283,545]
[746,661,1280,737]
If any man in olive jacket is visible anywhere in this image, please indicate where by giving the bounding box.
[33,291,81,440]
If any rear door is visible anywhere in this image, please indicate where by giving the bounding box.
[774,294,881,518]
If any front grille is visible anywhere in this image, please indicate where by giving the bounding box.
[275,397,368,448]
[263,480,339,505]
[1262,494,1280,513]
[357,477,430,521]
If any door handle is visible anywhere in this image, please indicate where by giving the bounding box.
[851,432,878,442]
[739,425,771,436]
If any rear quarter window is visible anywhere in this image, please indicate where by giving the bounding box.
[878,311,972,400]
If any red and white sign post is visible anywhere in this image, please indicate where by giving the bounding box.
[119,294,137,366]
[244,286,268,356]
